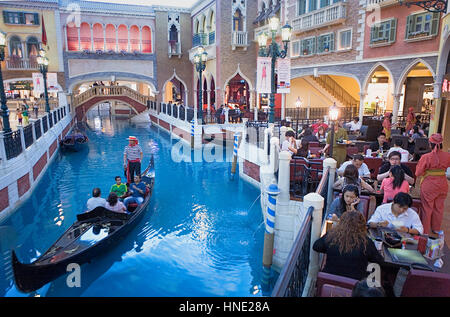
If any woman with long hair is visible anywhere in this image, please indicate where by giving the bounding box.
[313,211,384,280]
[105,192,127,213]
[380,165,410,203]
[334,164,375,193]
[327,185,365,221]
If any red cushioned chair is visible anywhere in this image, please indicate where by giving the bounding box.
[316,272,359,297]
[309,146,322,156]
[335,193,370,221]
[400,269,450,297]
[290,158,309,182]
[309,142,320,148]
[403,161,417,182]
[364,157,383,179]
[346,146,359,159]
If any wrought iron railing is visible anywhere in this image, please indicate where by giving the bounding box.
[271,206,313,297]
[34,119,42,140]
[290,157,324,199]
[4,130,23,160]
[49,114,53,128]
[24,124,34,148]
[245,121,268,149]
[42,115,48,133]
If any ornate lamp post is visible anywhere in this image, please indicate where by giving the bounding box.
[328,102,339,158]
[37,48,50,113]
[193,46,207,124]
[257,15,292,123]
[375,96,380,117]
[0,30,11,133]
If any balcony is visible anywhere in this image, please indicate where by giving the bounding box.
[232,31,248,50]
[6,56,38,70]
[168,41,181,58]
[366,0,398,9]
[292,2,347,33]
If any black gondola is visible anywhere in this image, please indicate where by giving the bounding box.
[11,157,155,293]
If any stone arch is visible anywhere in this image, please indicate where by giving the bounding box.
[395,58,436,95]
[362,62,395,94]
[68,74,157,94]
[162,69,189,104]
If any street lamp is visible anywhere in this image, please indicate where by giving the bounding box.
[257,15,292,123]
[193,46,207,124]
[0,30,11,133]
[37,48,50,113]
[328,102,339,158]
[375,96,380,116]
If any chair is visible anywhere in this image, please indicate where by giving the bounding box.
[400,269,450,297]
[413,137,431,157]
[309,146,322,156]
[346,146,359,158]
[309,142,320,148]
[403,161,418,181]
[335,193,370,220]
[391,135,409,150]
[363,157,383,179]
[316,272,358,297]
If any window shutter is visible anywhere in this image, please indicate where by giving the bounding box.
[330,32,335,51]
[370,25,375,43]
[2,11,8,23]
[34,13,39,25]
[312,37,316,54]
[389,18,397,43]
[430,12,440,36]
[405,15,413,39]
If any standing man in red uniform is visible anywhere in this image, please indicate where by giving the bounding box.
[123,136,143,185]
[415,133,450,236]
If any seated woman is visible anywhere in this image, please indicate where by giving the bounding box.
[334,164,375,194]
[105,192,127,213]
[313,211,384,281]
[380,165,410,203]
[281,130,298,156]
[315,125,327,143]
[327,185,365,221]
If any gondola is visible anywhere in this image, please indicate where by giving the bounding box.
[60,131,89,151]
[11,157,155,293]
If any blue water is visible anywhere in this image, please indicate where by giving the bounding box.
[0,114,277,297]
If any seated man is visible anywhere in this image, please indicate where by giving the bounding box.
[368,192,423,235]
[124,175,147,210]
[338,154,371,178]
[377,151,414,185]
[387,138,411,163]
[110,176,128,199]
[86,188,106,212]
[347,117,362,134]
[369,133,390,153]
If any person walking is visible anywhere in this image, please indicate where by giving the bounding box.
[415,133,450,236]
[123,136,143,185]
[33,100,39,118]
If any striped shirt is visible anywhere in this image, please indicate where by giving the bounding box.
[124,145,143,161]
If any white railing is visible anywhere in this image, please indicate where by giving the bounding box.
[232,31,248,48]
[366,0,397,8]
[292,2,347,33]
[6,57,38,70]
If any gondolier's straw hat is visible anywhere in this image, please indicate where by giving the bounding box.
[127,136,138,141]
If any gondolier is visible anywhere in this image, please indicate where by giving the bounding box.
[124,136,143,184]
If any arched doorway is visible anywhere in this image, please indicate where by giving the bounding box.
[225,73,249,109]
[164,77,185,104]
[364,64,395,117]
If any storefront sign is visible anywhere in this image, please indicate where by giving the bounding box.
[276,58,291,94]
[256,57,271,94]
[9,82,32,90]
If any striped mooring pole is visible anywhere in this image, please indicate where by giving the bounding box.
[263,183,280,268]
[231,132,240,176]
[190,119,195,149]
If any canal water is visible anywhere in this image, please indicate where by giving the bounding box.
[0,112,277,297]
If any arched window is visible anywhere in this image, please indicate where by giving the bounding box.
[80,22,91,50]
[93,23,104,51]
[169,25,178,42]
[117,24,128,51]
[129,25,140,52]
[66,24,79,51]
[210,77,215,106]
[105,24,116,51]
[26,36,39,57]
[9,36,23,57]
[141,26,152,53]
[233,9,243,31]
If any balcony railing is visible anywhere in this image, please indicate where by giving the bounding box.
[366,0,398,8]
[292,2,347,33]
[192,33,208,48]
[6,57,38,70]
[209,31,215,45]
[232,31,248,49]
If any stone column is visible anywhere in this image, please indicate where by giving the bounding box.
[323,157,337,213]
[429,81,443,135]
[358,92,367,123]
[302,192,325,297]
[392,93,403,124]
[29,119,37,142]
[17,125,26,152]
[281,93,286,120]
[272,150,293,271]
[0,131,7,165]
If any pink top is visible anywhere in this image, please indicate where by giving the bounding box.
[380,178,410,203]
[105,201,126,213]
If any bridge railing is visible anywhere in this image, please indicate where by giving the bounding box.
[72,86,151,108]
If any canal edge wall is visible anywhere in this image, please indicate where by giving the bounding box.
[0,106,75,224]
